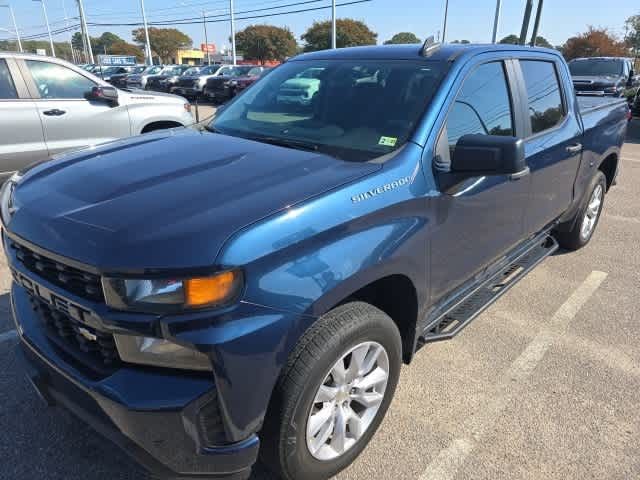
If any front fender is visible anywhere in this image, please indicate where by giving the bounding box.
[209,144,433,439]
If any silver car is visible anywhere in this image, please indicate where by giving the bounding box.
[0,53,194,182]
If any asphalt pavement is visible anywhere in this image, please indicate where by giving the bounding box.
[1,120,639,480]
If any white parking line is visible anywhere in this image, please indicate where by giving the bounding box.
[0,329,17,344]
[621,156,640,163]
[419,270,608,480]
[606,214,640,224]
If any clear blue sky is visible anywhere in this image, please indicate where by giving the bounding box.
[1,0,638,53]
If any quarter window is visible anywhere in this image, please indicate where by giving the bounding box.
[0,60,18,99]
[520,60,564,135]
[444,61,514,154]
[26,60,96,99]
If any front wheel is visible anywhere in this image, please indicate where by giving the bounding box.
[260,302,402,480]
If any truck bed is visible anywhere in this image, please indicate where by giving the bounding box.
[577,95,627,115]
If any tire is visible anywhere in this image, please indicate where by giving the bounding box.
[555,171,606,250]
[260,302,402,480]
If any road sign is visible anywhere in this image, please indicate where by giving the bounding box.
[97,55,137,66]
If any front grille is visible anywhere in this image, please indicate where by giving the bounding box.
[9,240,104,303]
[177,78,198,88]
[30,296,121,375]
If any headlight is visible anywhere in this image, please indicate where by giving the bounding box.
[114,334,212,370]
[0,171,22,226]
[228,80,238,86]
[102,269,243,313]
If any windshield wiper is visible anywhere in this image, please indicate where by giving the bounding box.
[244,135,319,152]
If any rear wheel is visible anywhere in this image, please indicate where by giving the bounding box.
[260,302,402,480]
[555,171,606,250]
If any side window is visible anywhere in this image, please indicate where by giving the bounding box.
[519,60,565,135]
[25,60,96,99]
[445,62,514,149]
[0,60,18,99]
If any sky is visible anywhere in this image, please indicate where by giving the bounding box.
[0,0,638,55]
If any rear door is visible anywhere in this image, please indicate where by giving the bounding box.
[514,58,583,235]
[0,57,47,180]
[18,59,131,155]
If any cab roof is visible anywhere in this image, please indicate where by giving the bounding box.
[290,43,559,62]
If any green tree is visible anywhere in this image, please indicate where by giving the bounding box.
[301,18,377,52]
[132,27,192,63]
[383,32,421,45]
[235,25,297,64]
[109,40,144,62]
[625,14,640,67]
[499,34,552,48]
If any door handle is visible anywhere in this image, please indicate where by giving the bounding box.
[566,143,583,154]
[43,109,66,116]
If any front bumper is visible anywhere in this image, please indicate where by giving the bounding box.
[12,285,259,479]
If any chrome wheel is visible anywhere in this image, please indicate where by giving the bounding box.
[580,184,603,240]
[305,341,389,461]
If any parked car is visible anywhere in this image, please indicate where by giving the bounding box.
[233,66,271,94]
[171,64,236,99]
[276,66,323,105]
[145,65,196,92]
[203,65,260,102]
[0,53,193,182]
[125,65,164,89]
[3,44,628,480]
[108,65,146,88]
[569,57,635,96]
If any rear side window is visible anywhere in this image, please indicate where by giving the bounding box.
[0,60,18,99]
[520,60,564,135]
[445,61,514,148]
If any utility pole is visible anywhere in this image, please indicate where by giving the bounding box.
[519,0,534,45]
[0,3,22,52]
[441,0,449,43]
[202,11,210,64]
[529,0,544,47]
[33,0,55,57]
[62,0,75,62]
[76,0,93,63]
[140,0,152,65]
[229,0,236,65]
[331,0,336,49]
[491,0,502,43]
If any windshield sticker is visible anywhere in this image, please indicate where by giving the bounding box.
[378,136,398,147]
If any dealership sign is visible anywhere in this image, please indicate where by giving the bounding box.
[98,55,137,66]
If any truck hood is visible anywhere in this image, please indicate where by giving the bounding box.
[8,128,380,271]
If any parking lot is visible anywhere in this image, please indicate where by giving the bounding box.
[0,120,639,480]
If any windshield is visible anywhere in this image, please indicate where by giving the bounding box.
[227,66,254,77]
[183,67,201,76]
[101,66,123,74]
[199,65,218,75]
[569,59,624,77]
[133,66,146,74]
[247,67,263,76]
[144,66,163,75]
[210,59,448,162]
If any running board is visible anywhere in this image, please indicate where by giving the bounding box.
[419,234,558,344]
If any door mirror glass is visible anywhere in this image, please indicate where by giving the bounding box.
[451,134,526,177]
[85,85,119,105]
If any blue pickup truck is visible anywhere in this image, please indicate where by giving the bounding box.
[1,44,629,480]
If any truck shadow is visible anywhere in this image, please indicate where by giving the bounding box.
[626,118,640,144]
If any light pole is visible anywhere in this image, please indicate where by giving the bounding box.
[491,0,502,44]
[229,0,236,65]
[202,10,210,65]
[441,0,449,43]
[62,0,75,63]
[139,0,152,65]
[76,0,93,63]
[33,0,55,57]
[331,0,336,49]
[0,3,22,52]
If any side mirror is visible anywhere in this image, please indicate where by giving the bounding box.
[451,134,528,179]
[85,86,119,106]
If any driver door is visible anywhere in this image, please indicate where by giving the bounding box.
[18,59,131,155]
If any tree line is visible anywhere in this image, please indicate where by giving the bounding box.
[0,13,638,65]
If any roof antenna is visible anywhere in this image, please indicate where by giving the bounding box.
[421,35,441,56]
